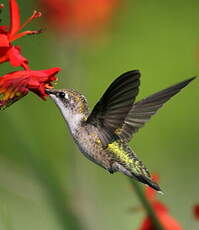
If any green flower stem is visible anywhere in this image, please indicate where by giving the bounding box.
[129,179,165,230]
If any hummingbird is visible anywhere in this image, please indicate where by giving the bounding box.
[46,70,195,192]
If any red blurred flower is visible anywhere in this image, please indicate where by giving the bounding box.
[193,205,199,220]
[39,0,119,35]
[145,174,160,201]
[39,0,70,34]
[0,67,60,109]
[139,202,182,230]
[0,0,42,67]
[138,174,183,230]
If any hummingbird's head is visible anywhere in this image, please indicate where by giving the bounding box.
[46,89,88,134]
[46,88,89,133]
[46,88,89,115]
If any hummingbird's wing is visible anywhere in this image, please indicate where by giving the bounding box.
[117,77,196,142]
[86,70,140,146]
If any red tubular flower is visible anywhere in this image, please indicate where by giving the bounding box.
[39,0,70,34]
[0,0,42,67]
[139,202,182,230]
[39,0,119,35]
[138,174,183,230]
[72,0,119,35]
[5,0,42,42]
[0,67,60,109]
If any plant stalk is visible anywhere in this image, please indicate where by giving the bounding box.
[129,179,165,230]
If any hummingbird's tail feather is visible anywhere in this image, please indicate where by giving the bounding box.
[113,161,162,192]
[133,173,162,193]
[108,141,162,192]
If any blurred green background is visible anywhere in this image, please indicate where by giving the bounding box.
[0,0,198,229]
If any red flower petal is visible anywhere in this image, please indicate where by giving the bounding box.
[157,213,182,230]
[0,34,10,47]
[0,0,36,68]
[152,201,168,214]
[39,0,72,33]
[138,217,152,230]
[9,0,21,38]
[39,0,119,35]
[2,0,42,42]
[8,46,28,67]
[193,205,199,220]
[0,45,28,67]
[0,67,60,109]
[0,47,10,64]
[139,201,182,230]
[138,174,183,230]
[145,174,159,201]
[0,26,8,34]
[10,11,42,41]
[72,0,119,34]
[139,213,182,230]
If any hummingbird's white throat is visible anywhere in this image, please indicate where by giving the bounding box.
[63,93,69,100]
[49,94,84,135]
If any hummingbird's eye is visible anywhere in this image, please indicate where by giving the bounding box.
[58,92,66,98]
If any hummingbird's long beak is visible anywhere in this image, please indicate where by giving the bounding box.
[45,89,56,95]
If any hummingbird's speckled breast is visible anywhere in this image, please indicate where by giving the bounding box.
[72,123,113,171]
